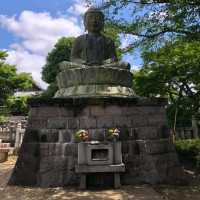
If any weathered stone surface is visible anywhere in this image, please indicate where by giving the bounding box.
[79,117,96,129]
[104,105,122,116]
[63,143,78,157]
[40,129,59,142]
[132,115,149,127]
[38,156,68,187]
[88,129,105,141]
[90,106,105,116]
[28,119,47,129]
[148,114,167,126]
[113,117,132,128]
[9,143,40,186]
[30,107,74,118]
[121,154,160,184]
[97,116,114,128]
[75,164,125,173]
[137,139,175,155]
[22,129,40,143]
[10,97,182,187]
[57,67,133,88]
[118,127,130,141]
[55,85,134,98]
[39,143,63,157]
[133,127,159,140]
[47,118,66,129]
[67,118,79,129]
[77,107,90,117]
[63,155,79,185]
[58,130,71,142]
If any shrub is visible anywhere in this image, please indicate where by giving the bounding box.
[6,96,29,115]
[175,139,200,171]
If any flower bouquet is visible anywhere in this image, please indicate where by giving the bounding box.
[106,128,120,141]
[74,129,89,142]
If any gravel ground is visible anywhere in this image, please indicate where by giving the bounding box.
[0,156,200,200]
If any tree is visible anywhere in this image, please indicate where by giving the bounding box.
[6,96,29,115]
[86,0,200,52]
[133,39,200,128]
[41,37,75,97]
[85,1,200,129]
[42,37,75,84]
[0,51,33,105]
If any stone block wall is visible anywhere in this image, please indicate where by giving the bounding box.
[9,97,183,187]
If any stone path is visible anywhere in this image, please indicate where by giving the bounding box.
[0,156,200,200]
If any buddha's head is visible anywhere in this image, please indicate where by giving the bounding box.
[84,7,104,34]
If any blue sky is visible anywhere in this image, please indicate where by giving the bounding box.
[0,0,142,88]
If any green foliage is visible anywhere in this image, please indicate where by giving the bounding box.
[0,50,34,105]
[42,37,75,84]
[134,39,200,99]
[104,23,122,59]
[166,100,193,127]
[6,96,29,115]
[0,115,8,123]
[87,0,200,51]
[175,139,200,170]
[41,37,75,97]
[133,39,200,127]
[14,72,34,90]
[85,1,200,128]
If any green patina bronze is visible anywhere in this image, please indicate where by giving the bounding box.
[55,7,135,97]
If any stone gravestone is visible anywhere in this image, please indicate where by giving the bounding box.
[9,7,185,188]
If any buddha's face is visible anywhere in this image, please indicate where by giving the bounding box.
[84,12,104,34]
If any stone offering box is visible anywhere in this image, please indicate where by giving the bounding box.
[76,141,125,188]
[8,97,184,187]
[0,143,11,163]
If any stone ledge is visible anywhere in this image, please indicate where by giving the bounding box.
[75,163,125,173]
[28,97,168,107]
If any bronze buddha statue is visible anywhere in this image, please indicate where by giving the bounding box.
[55,7,134,98]
[71,7,118,66]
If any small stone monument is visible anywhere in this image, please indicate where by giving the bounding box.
[9,7,184,188]
[0,142,11,163]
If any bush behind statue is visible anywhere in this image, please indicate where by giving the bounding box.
[175,139,200,171]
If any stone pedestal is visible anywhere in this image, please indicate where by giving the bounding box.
[55,63,135,97]
[8,97,184,187]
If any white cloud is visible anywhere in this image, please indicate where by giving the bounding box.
[67,1,88,16]
[7,48,47,88]
[68,4,87,15]
[0,10,83,88]
[0,10,82,56]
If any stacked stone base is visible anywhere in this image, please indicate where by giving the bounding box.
[9,97,184,187]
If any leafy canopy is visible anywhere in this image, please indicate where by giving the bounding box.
[133,39,200,126]
[0,51,33,105]
[86,0,200,52]
[42,37,75,84]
